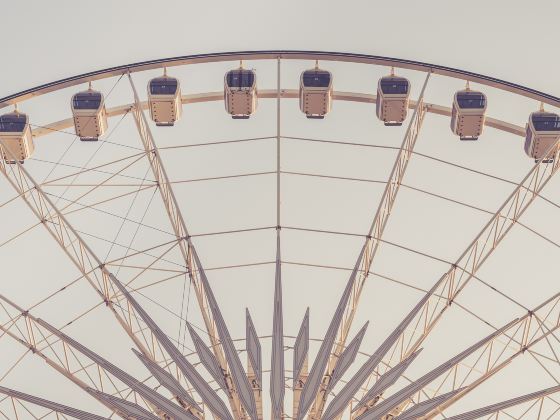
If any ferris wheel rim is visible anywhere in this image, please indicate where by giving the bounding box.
[0,52,559,420]
[1,50,560,110]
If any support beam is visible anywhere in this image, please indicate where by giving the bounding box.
[0,147,154,357]
[271,233,285,420]
[0,142,204,413]
[395,388,464,420]
[35,317,198,420]
[271,57,285,420]
[0,386,110,420]
[109,275,233,420]
[296,245,365,420]
[132,348,202,414]
[444,385,560,420]
[127,72,250,420]
[355,321,517,420]
[293,308,309,420]
[357,292,560,419]
[310,71,431,419]
[353,126,560,416]
[0,293,158,418]
[246,310,263,420]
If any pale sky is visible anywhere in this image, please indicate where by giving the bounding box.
[0,2,559,419]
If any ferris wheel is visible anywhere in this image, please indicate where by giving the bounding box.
[0,50,559,420]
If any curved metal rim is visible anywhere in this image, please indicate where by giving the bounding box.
[31,89,526,139]
[1,50,559,109]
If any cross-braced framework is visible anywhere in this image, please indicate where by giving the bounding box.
[0,51,559,420]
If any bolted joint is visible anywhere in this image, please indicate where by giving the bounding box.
[276,225,282,231]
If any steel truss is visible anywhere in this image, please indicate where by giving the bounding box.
[0,52,559,420]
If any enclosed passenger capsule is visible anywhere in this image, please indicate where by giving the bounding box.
[451,90,487,140]
[525,111,560,163]
[71,89,108,141]
[148,76,182,126]
[224,68,257,119]
[0,112,34,163]
[299,68,333,119]
[376,76,410,126]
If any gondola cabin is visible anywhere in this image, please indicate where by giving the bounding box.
[71,90,108,141]
[0,112,34,164]
[148,76,182,126]
[224,69,257,119]
[451,90,487,140]
[299,69,333,118]
[525,112,560,163]
[376,76,410,126]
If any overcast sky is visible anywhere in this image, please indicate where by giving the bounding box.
[1,2,559,418]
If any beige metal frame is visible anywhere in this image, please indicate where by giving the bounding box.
[0,51,559,420]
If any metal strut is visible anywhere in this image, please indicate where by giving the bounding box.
[308,71,431,420]
[127,74,254,420]
[357,291,560,419]
[0,293,172,419]
[359,136,560,417]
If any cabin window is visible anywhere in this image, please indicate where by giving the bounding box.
[73,94,102,110]
[380,79,409,95]
[227,71,255,88]
[0,116,27,132]
[303,71,331,88]
[456,94,486,109]
[532,115,560,131]
[150,79,178,95]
